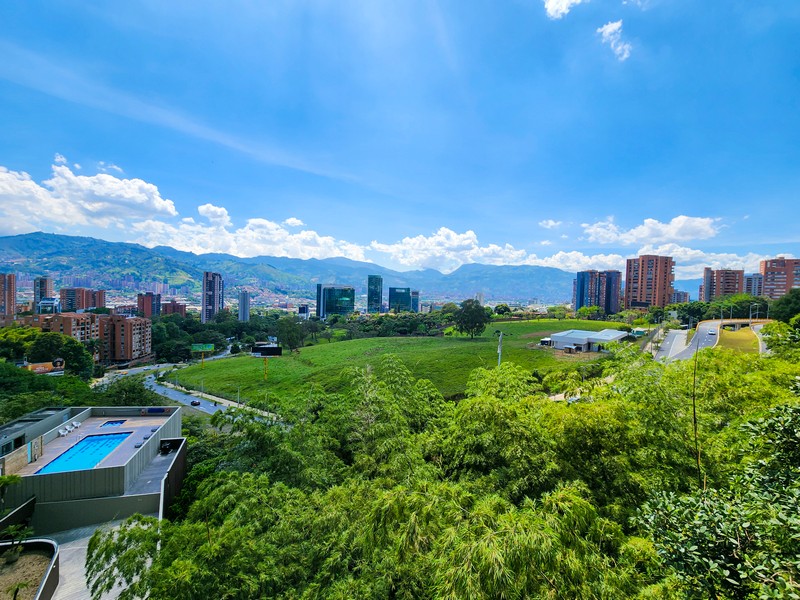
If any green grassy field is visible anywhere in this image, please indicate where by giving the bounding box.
[719,327,759,353]
[171,319,623,402]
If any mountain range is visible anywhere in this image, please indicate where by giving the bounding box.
[0,232,580,303]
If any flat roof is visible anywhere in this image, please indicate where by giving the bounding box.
[16,414,171,477]
[550,329,627,343]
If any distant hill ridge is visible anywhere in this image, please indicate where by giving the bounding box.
[0,232,576,303]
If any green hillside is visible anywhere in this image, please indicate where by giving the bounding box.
[172,319,622,402]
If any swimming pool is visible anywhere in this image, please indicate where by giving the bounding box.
[36,432,132,474]
[100,420,127,427]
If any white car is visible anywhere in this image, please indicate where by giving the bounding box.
[708,329,717,335]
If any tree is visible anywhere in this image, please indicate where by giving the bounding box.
[277,315,304,351]
[576,305,601,320]
[453,299,491,339]
[494,303,511,315]
[771,288,800,323]
[639,405,800,598]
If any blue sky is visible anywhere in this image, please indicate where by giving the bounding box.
[0,1,798,279]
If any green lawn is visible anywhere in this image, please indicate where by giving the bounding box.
[171,319,624,402]
[719,327,759,353]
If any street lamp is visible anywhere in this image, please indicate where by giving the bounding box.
[495,330,511,367]
[749,303,759,324]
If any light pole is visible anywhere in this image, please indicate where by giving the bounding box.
[749,303,759,324]
[496,330,503,367]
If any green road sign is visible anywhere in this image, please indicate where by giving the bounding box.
[191,344,215,352]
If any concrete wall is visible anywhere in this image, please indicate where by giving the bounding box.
[160,438,187,520]
[122,409,182,490]
[31,494,161,535]
[7,466,126,507]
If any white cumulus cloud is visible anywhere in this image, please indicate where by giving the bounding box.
[582,216,720,245]
[544,0,587,19]
[538,219,562,229]
[283,217,305,227]
[198,203,232,228]
[597,20,632,61]
[0,161,177,234]
[130,215,368,262]
[369,227,528,273]
[636,243,768,279]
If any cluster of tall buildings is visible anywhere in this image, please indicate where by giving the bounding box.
[315,275,421,319]
[574,255,800,315]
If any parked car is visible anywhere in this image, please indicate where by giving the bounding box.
[190,399,201,406]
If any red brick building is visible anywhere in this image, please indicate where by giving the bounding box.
[760,257,800,300]
[624,255,675,309]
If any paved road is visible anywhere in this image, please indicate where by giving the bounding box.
[671,320,723,361]
[144,375,228,415]
[654,329,688,362]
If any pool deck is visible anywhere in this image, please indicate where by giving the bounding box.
[16,415,171,476]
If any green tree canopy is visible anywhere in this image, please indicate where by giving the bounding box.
[453,299,491,339]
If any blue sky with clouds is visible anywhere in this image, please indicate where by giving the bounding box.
[0,1,798,279]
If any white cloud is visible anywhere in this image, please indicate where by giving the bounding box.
[597,20,632,61]
[283,217,305,227]
[538,219,562,229]
[130,216,368,262]
[73,163,81,170]
[369,227,527,273]
[197,203,232,228]
[544,0,587,19]
[98,161,123,174]
[525,250,627,272]
[541,240,553,246]
[636,243,767,279]
[54,153,67,164]
[0,161,178,235]
[582,216,720,245]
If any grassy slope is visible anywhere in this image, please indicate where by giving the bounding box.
[719,327,759,353]
[174,319,622,401]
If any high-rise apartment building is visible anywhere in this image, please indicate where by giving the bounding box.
[137,292,162,318]
[0,273,15,317]
[744,273,764,297]
[238,290,250,322]
[33,277,54,313]
[201,272,224,324]
[574,270,622,315]
[60,288,106,312]
[99,315,153,363]
[411,290,420,313]
[671,290,690,304]
[315,284,355,319]
[388,287,412,312]
[624,255,675,309]
[759,257,800,300]
[367,275,383,314]
[698,268,744,302]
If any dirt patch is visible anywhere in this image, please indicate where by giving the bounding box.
[0,550,50,600]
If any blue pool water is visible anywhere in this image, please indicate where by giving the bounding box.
[36,432,131,474]
[100,420,127,427]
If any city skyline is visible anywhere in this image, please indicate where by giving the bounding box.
[0,2,798,279]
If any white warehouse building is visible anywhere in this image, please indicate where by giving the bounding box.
[542,329,628,353]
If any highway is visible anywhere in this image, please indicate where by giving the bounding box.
[671,320,724,361]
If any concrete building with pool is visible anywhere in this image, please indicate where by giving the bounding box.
[0,405,186,534]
